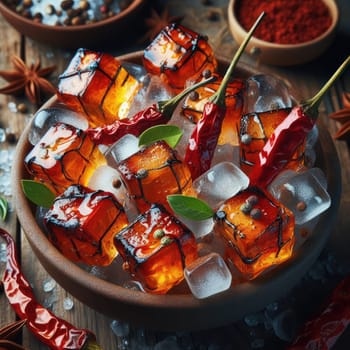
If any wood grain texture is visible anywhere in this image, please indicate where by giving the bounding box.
[1,0,350,348]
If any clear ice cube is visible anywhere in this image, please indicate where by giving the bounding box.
[168,106,196,160]
[104,134,140,167]
[193,161,249,208]
[28,108,89,145]
[87,165,127,205]
[127,74,173,118]
[184,252,232,299]
[178,216,214,239]
[211,144,240,167]
[306,125,319,148]
[270,169,331,225]
[245,74,293,114]
[122,62,147,82]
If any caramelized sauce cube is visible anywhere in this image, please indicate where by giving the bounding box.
[58,48,141,127]
[117,140,194,213]
[214,187,295,280]
[24,122,106,195]
[114,204,198,294]
[143,23,218,91]
[44,185,128,266]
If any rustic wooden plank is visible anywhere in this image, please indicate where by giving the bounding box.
[2,0,350,348]
[0,12,24,332]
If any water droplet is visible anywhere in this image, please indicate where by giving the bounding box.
[63,297,74,310]
[0,129,6,143]
[0,242,7,262]
[7,102,17,112]
[42,278,56,292]
[111,319,130,337]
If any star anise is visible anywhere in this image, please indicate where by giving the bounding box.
[141,7,184,42]
[329,91,350,140]
[0,319,27,350]
[0,55,57,106]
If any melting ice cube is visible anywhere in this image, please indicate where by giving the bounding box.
[127,74,173,118]
[104,134,140,167]
[184,252,232,299]
[245,74,293,114]
[193,161,249,209]
[177,216,214,239]
[88,165,127,205]
[28,108,89,145]
[270,168,331,225]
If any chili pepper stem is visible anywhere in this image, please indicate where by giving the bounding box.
[85,339,103,350]
[209,11,265,107]
[157,75,216,116]
[302,55,350,119]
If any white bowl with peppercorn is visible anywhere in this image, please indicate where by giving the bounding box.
[0,0,147,49]
[228,0,339,66]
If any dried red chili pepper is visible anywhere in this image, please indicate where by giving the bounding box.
[184,12,265,180]
[86,76,215,146]
[287,276,350,350]
[0,228,102,350]
[249,55,350,188]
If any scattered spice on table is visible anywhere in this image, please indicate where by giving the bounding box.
[0,54,56,106]
[0,227,103,350]
[235,0,333,44]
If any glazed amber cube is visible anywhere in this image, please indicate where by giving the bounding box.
[44,185,128,266]
[143,23,218,91]
[239,108,305,176]
[114,204,198,294]
[57,48,141,127]
[182,75,245,145]
[117,140,194,213]
[214,187,295,280]
[24,122,106,195]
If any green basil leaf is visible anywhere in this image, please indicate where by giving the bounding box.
[21,179,56,208]
[138,125,183,148]
[0,195,8,221]
[167,194,214,221]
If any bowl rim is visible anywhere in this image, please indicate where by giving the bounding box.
[228,0,339,49]
[0,0,146,32]
[12,51,342,330]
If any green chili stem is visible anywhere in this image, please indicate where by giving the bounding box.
[85,339,103,350]
[209,11,266,107]
[302,55,350,119]
[0,195,8,221]
[157,75,216,116]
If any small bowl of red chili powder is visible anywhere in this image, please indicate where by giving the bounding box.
[228,0,339,66]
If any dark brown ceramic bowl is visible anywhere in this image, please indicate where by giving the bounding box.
[0,0,147,49]
[12,52,341,331]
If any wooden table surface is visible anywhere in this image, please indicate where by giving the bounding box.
[1,0,350,349]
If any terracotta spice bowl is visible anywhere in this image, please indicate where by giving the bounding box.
[227,0,339,66]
